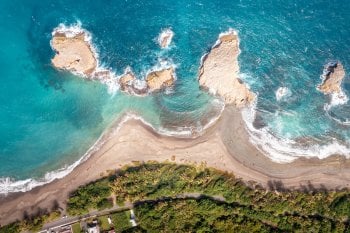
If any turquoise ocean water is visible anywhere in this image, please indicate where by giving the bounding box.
[0,0,349,193]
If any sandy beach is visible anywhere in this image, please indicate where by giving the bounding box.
[1,106,350,225]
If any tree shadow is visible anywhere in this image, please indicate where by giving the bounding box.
[267,180,289,192]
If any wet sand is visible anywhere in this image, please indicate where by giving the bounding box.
[1,106,350,225]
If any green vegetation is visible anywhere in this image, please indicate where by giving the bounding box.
[134,198,348,232]
[134,198,278,232]
[98,216,110,231]
[0,222,20,233]
[0,211,60,233]
[71,222,82,233]
[110,211,132,232]
[111,163,350,222]
[67,178,112,215]
[2,162,350,232]
[68,162,350,232]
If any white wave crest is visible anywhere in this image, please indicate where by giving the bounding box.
[93,67,120,95]
[324,91,349,111]
[213,28,239,48]
[241,100,350,163]
[52,21,87,38]
[275,87,291,101]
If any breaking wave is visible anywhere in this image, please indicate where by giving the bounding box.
[242,99,350,163]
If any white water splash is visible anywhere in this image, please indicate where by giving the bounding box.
[275,87,291,101]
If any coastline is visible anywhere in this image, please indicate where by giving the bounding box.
[1,106,350,225]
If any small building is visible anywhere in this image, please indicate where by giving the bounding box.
[129,210,137,227]
[87,220,100,233]
[130,219,137,227]
[107,217,112,225]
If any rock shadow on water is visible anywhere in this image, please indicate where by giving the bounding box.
[26,10,68,92]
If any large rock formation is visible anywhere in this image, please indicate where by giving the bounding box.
[318,61,345,94]
[198,30,255,107]
[51,32,97,75]
[146,67,175,92]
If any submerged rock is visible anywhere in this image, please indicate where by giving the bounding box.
[146,67,175,92]
[93,69,111,80]
[158,29,174,49]
[51,32,97,75]
[198,30,255,107]
[318,61,345,94]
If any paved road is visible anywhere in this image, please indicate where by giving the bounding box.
[40,193,226,232]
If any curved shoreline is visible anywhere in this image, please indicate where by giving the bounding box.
[1,106,350,225]
[0,107,222,194]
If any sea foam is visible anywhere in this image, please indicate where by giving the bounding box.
[52,21,88,38]
[275,87,291,101]
[241,99,350,163]
[324,90,349,111]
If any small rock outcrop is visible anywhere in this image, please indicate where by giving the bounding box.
[118,67,175,94]
[318,61,345,94]
[119,69,137,91]
[198,30,255,107]
[146,68,175,92]
[51,32,97,75]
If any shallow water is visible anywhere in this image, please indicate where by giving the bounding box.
[0,0,349,192]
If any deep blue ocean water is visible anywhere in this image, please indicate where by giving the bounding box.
[0,0,349,192]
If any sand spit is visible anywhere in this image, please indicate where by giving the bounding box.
[1,106,350,225]
[51,32,97,76]
[318,61,345,94]
[199,30,255,107]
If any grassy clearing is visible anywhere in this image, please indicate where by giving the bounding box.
[98,216,110,231]
[110,211,131,232]
[71,222,81,233]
